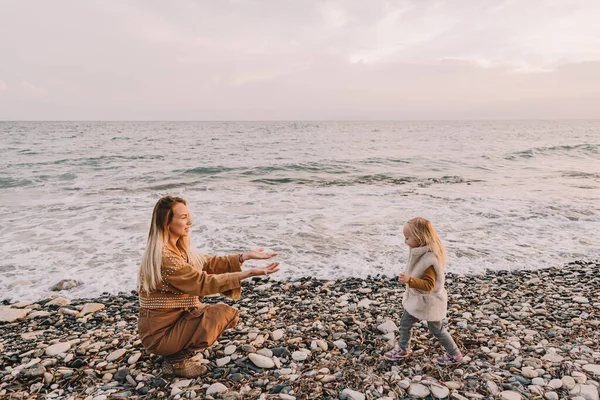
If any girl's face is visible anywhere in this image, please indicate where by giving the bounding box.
[168,202,192,239]
[403,224,420,248]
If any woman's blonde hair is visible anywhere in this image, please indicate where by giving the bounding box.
[406,217,447,266]
[138,196,203,292]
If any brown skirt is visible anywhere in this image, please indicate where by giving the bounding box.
[138,303,239,356]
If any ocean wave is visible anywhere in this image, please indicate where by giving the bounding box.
[249,174,473,187]
[505,143,599,160]
[0,177,33,188]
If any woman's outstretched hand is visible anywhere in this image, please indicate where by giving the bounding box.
[242,248,278,262]
[251,262,280,276]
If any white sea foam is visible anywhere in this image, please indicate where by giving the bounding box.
[1,121,599,302]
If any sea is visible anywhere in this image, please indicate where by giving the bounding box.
[1,121,599,302]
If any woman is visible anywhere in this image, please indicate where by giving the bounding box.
[137,196,279,378]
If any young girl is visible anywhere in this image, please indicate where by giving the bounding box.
[384,217,463,365]
[137,196,280,378]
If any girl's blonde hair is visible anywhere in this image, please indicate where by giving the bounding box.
[138,196,203,292]
[406,217,447,266]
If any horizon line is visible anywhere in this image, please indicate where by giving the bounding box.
[1,118,600,123]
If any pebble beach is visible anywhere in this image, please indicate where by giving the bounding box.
[1,261,599,400]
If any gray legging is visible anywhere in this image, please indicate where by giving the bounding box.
[398,311,459,355]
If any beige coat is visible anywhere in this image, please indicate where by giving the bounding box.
[402,246,447,321]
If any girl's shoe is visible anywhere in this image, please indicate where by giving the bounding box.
[436,351,464,366]
[383,348,410,361]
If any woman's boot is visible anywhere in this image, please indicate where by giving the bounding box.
[161,349,207,378]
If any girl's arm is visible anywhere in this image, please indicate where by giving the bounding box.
[400,266,436,291]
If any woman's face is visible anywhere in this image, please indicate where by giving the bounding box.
[168,202,192,239]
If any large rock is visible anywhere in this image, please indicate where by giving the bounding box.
[0,307,29,322]
[51,279,80,291]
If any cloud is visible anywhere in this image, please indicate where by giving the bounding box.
[0,80,7,92]
[0,0,599,119]
[22,80,46,100]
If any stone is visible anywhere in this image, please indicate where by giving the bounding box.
[206,382,228,395]
[562,376,576,390]
[21,330,46,340]
[407,383,430,398]
[45,342,71,356]
[340,388,365,400]
[127,352,141,365]
[315,339,328,351]
[51,279,80,291]
[224,345,237,355]
[542,353,564,363]
[270,329,284,341]
[257,348,273,357]
[444,381,462,390]
[548,379,562,389]
[430,384,450,399]
[570,384,599,400]
[377,320,399,334]
[106,349,127,362]
[357,298,372,308]
[499,391,522,400]
[27,311,51,319]
[486,380,500,395]
[216,356,231,367]
[0,307,29,322]
[573,296,589,303]
[113,368,129,383]
[80,303,105,316]
[292,351,308,361]
[397,379,410,389]
[333,340,347,349]
[521,367,538,378]
[582,364,600,376]
[248,353,275,369]
[544,392,559,400]
[47,297,71,306]
[20,363,46,378]
[172,379,192,388]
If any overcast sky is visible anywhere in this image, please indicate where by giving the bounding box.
[1,0,599,120]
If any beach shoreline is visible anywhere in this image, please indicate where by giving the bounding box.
[1,261,599,400]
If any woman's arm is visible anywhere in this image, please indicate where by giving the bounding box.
[203,248,278,275]
[165,255,280,297]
